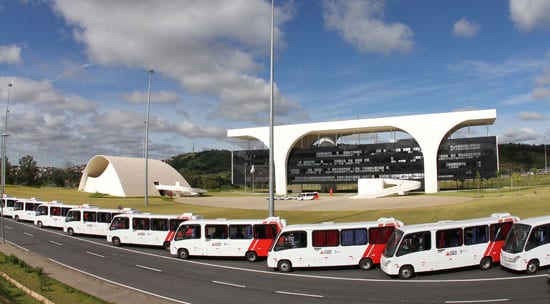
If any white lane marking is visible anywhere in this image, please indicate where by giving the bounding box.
[86,251,105,258]
[48,258,190,304]
[23,232,34,237]
[6,240,29,252]
[136,264,162,273]
[5,225,12,229]
[276,290,324,298]
[212,280,245,288]
[445,299,509,303]
[49,240,63,246]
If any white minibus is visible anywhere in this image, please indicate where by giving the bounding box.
[170,217,286,262]
[64,206,138,236]
[13,198,46,222]
[267,217,403,272]
[381,213,519,279]
[34,202,79,228]
[0,196,21,218]
[107,212,203,249]
[500,215,550,274]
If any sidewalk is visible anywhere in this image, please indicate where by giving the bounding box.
[0,242,174,304]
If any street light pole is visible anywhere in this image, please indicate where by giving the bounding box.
[1,83,13,244]
[268,0,275,217]
[544,141,547,173]
[144,70,154,207]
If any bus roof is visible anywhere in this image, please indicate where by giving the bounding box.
[396,213,519,233]
[112,212,202,220]
[178,217,285,226]
[513,215,550,226]
[281,217,403,231]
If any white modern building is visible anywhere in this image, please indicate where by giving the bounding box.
[228,109,497,195]
[79,155,204,197]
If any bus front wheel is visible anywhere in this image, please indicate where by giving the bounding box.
[37,221,43,228]
[399,265,414,279]
[112,237,121,247]
[277,260,292,272]
[178,248,190,259]
[359,257,374,270]
[480,257,492,270]
[526,260,539,274]
[245,251,258,262]
[67,228,74,236]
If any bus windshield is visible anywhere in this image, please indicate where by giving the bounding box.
[502,223,531,254]
[383,229,403,257]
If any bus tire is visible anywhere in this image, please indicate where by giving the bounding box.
[178,248,190,260]
[359,257,374,270]
[14,215,19,222]
[163,241,170,250]
[480,257,492,270]
[37,221,43,228]
[277,260,292,272]
[245,251,258,262]
[398,265,414,280]
[67,228,74,236]
[112,237,121,247]
[526,259,539,274]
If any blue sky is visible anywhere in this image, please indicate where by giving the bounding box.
[0,0,549,167]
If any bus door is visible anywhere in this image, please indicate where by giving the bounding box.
[396,231,434,272]
[435,228,465,269]
[272,230,310,267]
[226,224,253,256]
[131,217,151,244]
[82,210,98,234]
[312,229,346,266]
[204,224,229,256]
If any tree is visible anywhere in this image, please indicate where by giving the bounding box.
[17,155,39,186]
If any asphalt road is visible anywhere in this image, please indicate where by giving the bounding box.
[2,218,549,304]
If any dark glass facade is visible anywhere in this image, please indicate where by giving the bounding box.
[232,136,497,190]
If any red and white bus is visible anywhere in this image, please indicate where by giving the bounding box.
[64,206,138,236]
[381,213,519,279]
[34,201,80,228]
[500,215,550,274]
[267,217,403,272]
[107,212,203,249]
[0,195,22,218]
[13,198,47,222]
[170,217,286,262]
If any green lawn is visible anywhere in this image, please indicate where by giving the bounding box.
[5,184,550,225]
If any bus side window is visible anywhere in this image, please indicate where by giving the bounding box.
[526,224,550,251]
[274,231,307,251]
[397,231,430,257]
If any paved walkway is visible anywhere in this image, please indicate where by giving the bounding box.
[176,193,472,211]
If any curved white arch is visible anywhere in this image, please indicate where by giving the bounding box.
[228,109,496,195]
[78,155,191,197]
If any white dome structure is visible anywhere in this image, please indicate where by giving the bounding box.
[78,155,191,197]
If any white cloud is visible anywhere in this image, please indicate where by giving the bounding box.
[533,87,550,99]
[52,0,301,123]
[0,44,22,64]
[510,0,550,31]
[452,18,480,38]
[121,90,179,105]
[519,111,545,120]
[321,0,414,55]
[499,127,538,143]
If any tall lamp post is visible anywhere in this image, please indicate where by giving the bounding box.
[144,70,154,207]
[1,83,13,244]
[268,0,275,217]
[544,139,547,173]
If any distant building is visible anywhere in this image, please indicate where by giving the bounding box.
[78,155,204,197]
[228,109,497,194]
[231,136,497,192]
